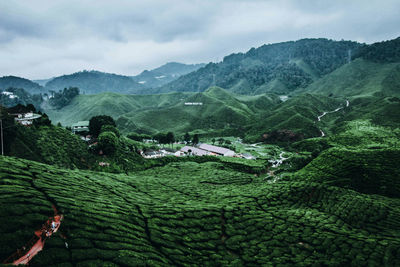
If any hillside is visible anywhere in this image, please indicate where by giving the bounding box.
[245,94,344,142]
[131,62,205,89]
[155,39,361,95]
[0,76,44,94]
[44,87,281,136]
[46,92,194,127]
[1,153,399,266]
[298,59,400,98]
[116,87,281,135]
[44,71,144,94]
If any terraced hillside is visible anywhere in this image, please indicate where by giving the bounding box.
[1,156,399,266]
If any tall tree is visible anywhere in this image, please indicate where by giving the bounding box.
[89,115,116,137]
[184,132,190,143]
[192,134,199,145]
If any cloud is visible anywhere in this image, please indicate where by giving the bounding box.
[0,0,399,79]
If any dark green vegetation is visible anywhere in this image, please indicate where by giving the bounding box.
[0,76,43,94]
[155,39,360,95]
[0,87,43,109]
[1,144,399,266]
[45,70,144,95]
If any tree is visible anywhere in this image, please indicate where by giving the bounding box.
[89,115,116,137]
[184,132,191,143]
[166,132,175,147]
[0,105,17,154]
[212,138,216,145]
[192,134,199,145]
[101,125,120,138]
[98,131,118,155]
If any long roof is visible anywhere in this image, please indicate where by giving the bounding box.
[198,143,234,155]
[72,121,89,127]
[180,146,209,156]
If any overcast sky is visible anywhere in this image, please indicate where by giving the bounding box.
[1,0,399,79]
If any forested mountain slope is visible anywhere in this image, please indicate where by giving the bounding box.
[0,76,44,94]
[44,71,144,94]
[155,39,361,95]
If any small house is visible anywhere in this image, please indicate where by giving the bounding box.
[71,121,89,134]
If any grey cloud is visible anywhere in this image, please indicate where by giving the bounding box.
[0,0,399,79]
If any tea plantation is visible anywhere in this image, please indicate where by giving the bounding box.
[1,155,399,266]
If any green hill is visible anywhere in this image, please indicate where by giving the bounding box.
[45,70,144,94]
[298,58,400,97]
[0,76,44,94]
[245,94,344,142]
[155,38,361,95]
[0,154,399,266]
[45,87,281,136]
[116,87,280,135]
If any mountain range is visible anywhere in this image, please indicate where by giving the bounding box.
[1,62,205,95]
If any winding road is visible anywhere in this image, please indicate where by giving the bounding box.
[316,99,349,137]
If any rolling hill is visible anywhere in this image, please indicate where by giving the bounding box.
[46,87,282,136]
[44,70,144,94]
[0,76,44,94]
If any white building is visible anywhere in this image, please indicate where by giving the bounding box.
[198,143,235,157]
[180,146,209,156]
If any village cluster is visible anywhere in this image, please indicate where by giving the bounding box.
[73,120,257,160]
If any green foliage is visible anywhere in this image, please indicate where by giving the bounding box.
[156,38,361,95]
[0,156,399,266]
[89,115,116,137]
[98,131,118,155]
[0,88,43,109]
[192,134,199,145]
[100,125,120,138]
[45,70,143,94]
[0,76,43,94]
[354,37,400,63]
[49,87,80,109]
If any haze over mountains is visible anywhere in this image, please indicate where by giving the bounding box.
[0,62,205,95]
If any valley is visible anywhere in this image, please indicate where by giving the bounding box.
[1,36,400,266]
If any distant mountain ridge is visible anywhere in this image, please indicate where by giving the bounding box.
[153,38,362,95]
[44,70,144,94]
[131,62,206,90]
[0,76,44,94]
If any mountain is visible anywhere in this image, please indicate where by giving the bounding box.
[154,39,361,95]
[131,62,205,88]
[0,76,44,94]
[44,70,144,94]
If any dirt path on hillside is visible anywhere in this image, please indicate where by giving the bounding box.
[316,100,349,137]
[2,205,63,265]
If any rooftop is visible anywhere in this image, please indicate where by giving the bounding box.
[198,143,234,155]
[72,121,89,127]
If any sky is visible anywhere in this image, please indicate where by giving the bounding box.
[0,0,399,80]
